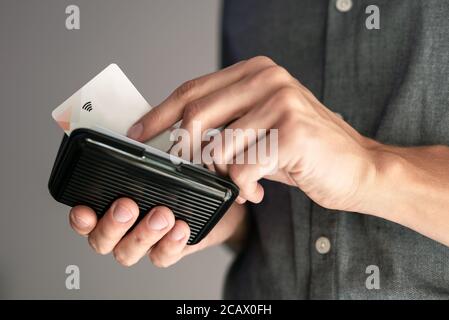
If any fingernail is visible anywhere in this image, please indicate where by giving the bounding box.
[127,122,143,140]
[72,213,90,228]
[170,225,185,241]
[113,205,134,223]
[148,209,169,230]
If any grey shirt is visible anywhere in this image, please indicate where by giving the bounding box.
[222,0,449,299]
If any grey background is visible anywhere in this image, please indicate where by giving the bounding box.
[0,0,233,299]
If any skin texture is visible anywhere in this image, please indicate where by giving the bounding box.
[69,56,449,267]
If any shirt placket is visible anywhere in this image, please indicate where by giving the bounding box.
[308,0,360,300]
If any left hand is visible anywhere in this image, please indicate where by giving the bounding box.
[127,56,379,213]
[69,199,248,267]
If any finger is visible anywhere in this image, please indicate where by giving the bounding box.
[88,198,139,255]
[228,151,268,204]
[149,219,190,268]
[210,95,281,175]
[69,205,97,236]
[228,127,290,203]
[214,86,304,175]
[178,65,292,136]
[127,56,276,142]
[222,113,277,166]
[176,65,294,161]
[113,206,175,267]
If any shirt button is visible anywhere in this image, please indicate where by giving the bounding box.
[315,236,331,254]
[336,0,353,12]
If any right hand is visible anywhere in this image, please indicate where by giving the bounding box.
[69,198,247,267]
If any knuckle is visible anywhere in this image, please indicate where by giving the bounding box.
[96,246,110,255]
[248,65,291,89]
[273,87,300,112]
[144,106,163,127]
[88,237,110,255]
[113,250,134,267]
[133,230,149,245]
[175,79,198,101]
[274,87,298,102]
[265,65,291,81]
[149,253,171,269]
[249,55,275,67]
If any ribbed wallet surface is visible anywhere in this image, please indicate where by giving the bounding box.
[49,129,238,245]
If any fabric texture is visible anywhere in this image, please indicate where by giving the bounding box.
[221,0,449,299]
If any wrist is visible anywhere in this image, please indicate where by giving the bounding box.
[358,143,449,247]
[353,140,409,220]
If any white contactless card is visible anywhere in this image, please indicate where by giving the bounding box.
[52,64,151,136]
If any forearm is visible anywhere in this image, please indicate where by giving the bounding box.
[362,143,449,246]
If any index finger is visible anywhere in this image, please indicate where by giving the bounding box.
[127,56,275,142]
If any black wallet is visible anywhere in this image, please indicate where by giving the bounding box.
[48,128,239,245]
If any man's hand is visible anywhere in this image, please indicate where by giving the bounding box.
[127,56,449,247]
[69,200,247,267]
[127,56,378,212]
[68,55,449,264]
